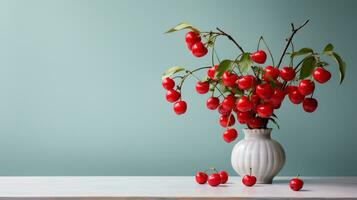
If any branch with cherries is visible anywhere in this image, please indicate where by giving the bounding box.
[161,20,346,143]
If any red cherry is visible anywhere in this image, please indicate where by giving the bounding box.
[185,31,200,45]
[218,104,231,115]
[280,67,296,81]
[195,171,208,184]
[263,66,280,81]
[303,98,318,113]
[256,83,274,100]
[248,117,264,129]
[284,85,298,95]
[236,96,253,112]
[222,94,236,111]
[222,71,238,87]
[298,80,315,96]
[206,97,220,110]
[195,81,210,94]
[162,77,175,90]
[219,114,235,127]
[290,177,304,191]
[208,173,221,187]
[218,105,231,115]
[191,42,208,57]
[242,168,257,187]
[250,50,267,64]
[313,67,331,84]
[250,94,261,107]
[237,111,253,124]
[207,65,218,80]
[269,89,285,108]
[223,128,238,143]
[165,89,181,103]
[173,101,187,115]
[256,103,274,118]
[219,171,229,184]
[288,90,304,104]
[237,75,256,90]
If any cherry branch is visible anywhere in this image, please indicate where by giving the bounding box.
[276,20,310,68]
[216,27,245,53]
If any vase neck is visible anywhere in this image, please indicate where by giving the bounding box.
[243,128,272,139]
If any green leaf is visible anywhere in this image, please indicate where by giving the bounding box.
[162,66,185,78]
[299,56,317,79]
[331,52,346,84]
[323,43,334,53]
[291,48,313,58]
[165,22,200,33]
[215,60,233,78]
[238,53,253,73]
[269,117,280,129]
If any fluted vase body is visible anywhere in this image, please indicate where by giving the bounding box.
[231,128,285,184]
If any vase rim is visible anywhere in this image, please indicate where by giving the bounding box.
[242,128,272,136]
[243,128,272,131]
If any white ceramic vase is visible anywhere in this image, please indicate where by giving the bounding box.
[231,128,285,184]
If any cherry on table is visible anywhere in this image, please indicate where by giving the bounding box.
[242,168,257,187]
[208,173,221,187]
[290,175,304,191]
[195,171,208,184]
[219,171,229,184]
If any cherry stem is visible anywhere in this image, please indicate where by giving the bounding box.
[216,27,245,53]
[249,168,252,176]
[257,36,275,66]
[226,111,233,129]
[210,167,219,174]
[277,20,310,69]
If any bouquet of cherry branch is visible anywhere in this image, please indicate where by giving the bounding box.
[161,20,346,143]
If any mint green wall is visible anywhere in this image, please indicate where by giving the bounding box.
[0,0,356,176]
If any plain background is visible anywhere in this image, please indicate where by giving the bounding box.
[0,0,356,176]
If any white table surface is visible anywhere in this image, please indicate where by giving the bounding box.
[0,176,356,199]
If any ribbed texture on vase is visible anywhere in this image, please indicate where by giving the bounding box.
[231,128,285,184]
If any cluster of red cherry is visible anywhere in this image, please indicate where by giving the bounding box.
[162,31,333,143]
[195,168,304,191]
[195,168,228,187]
